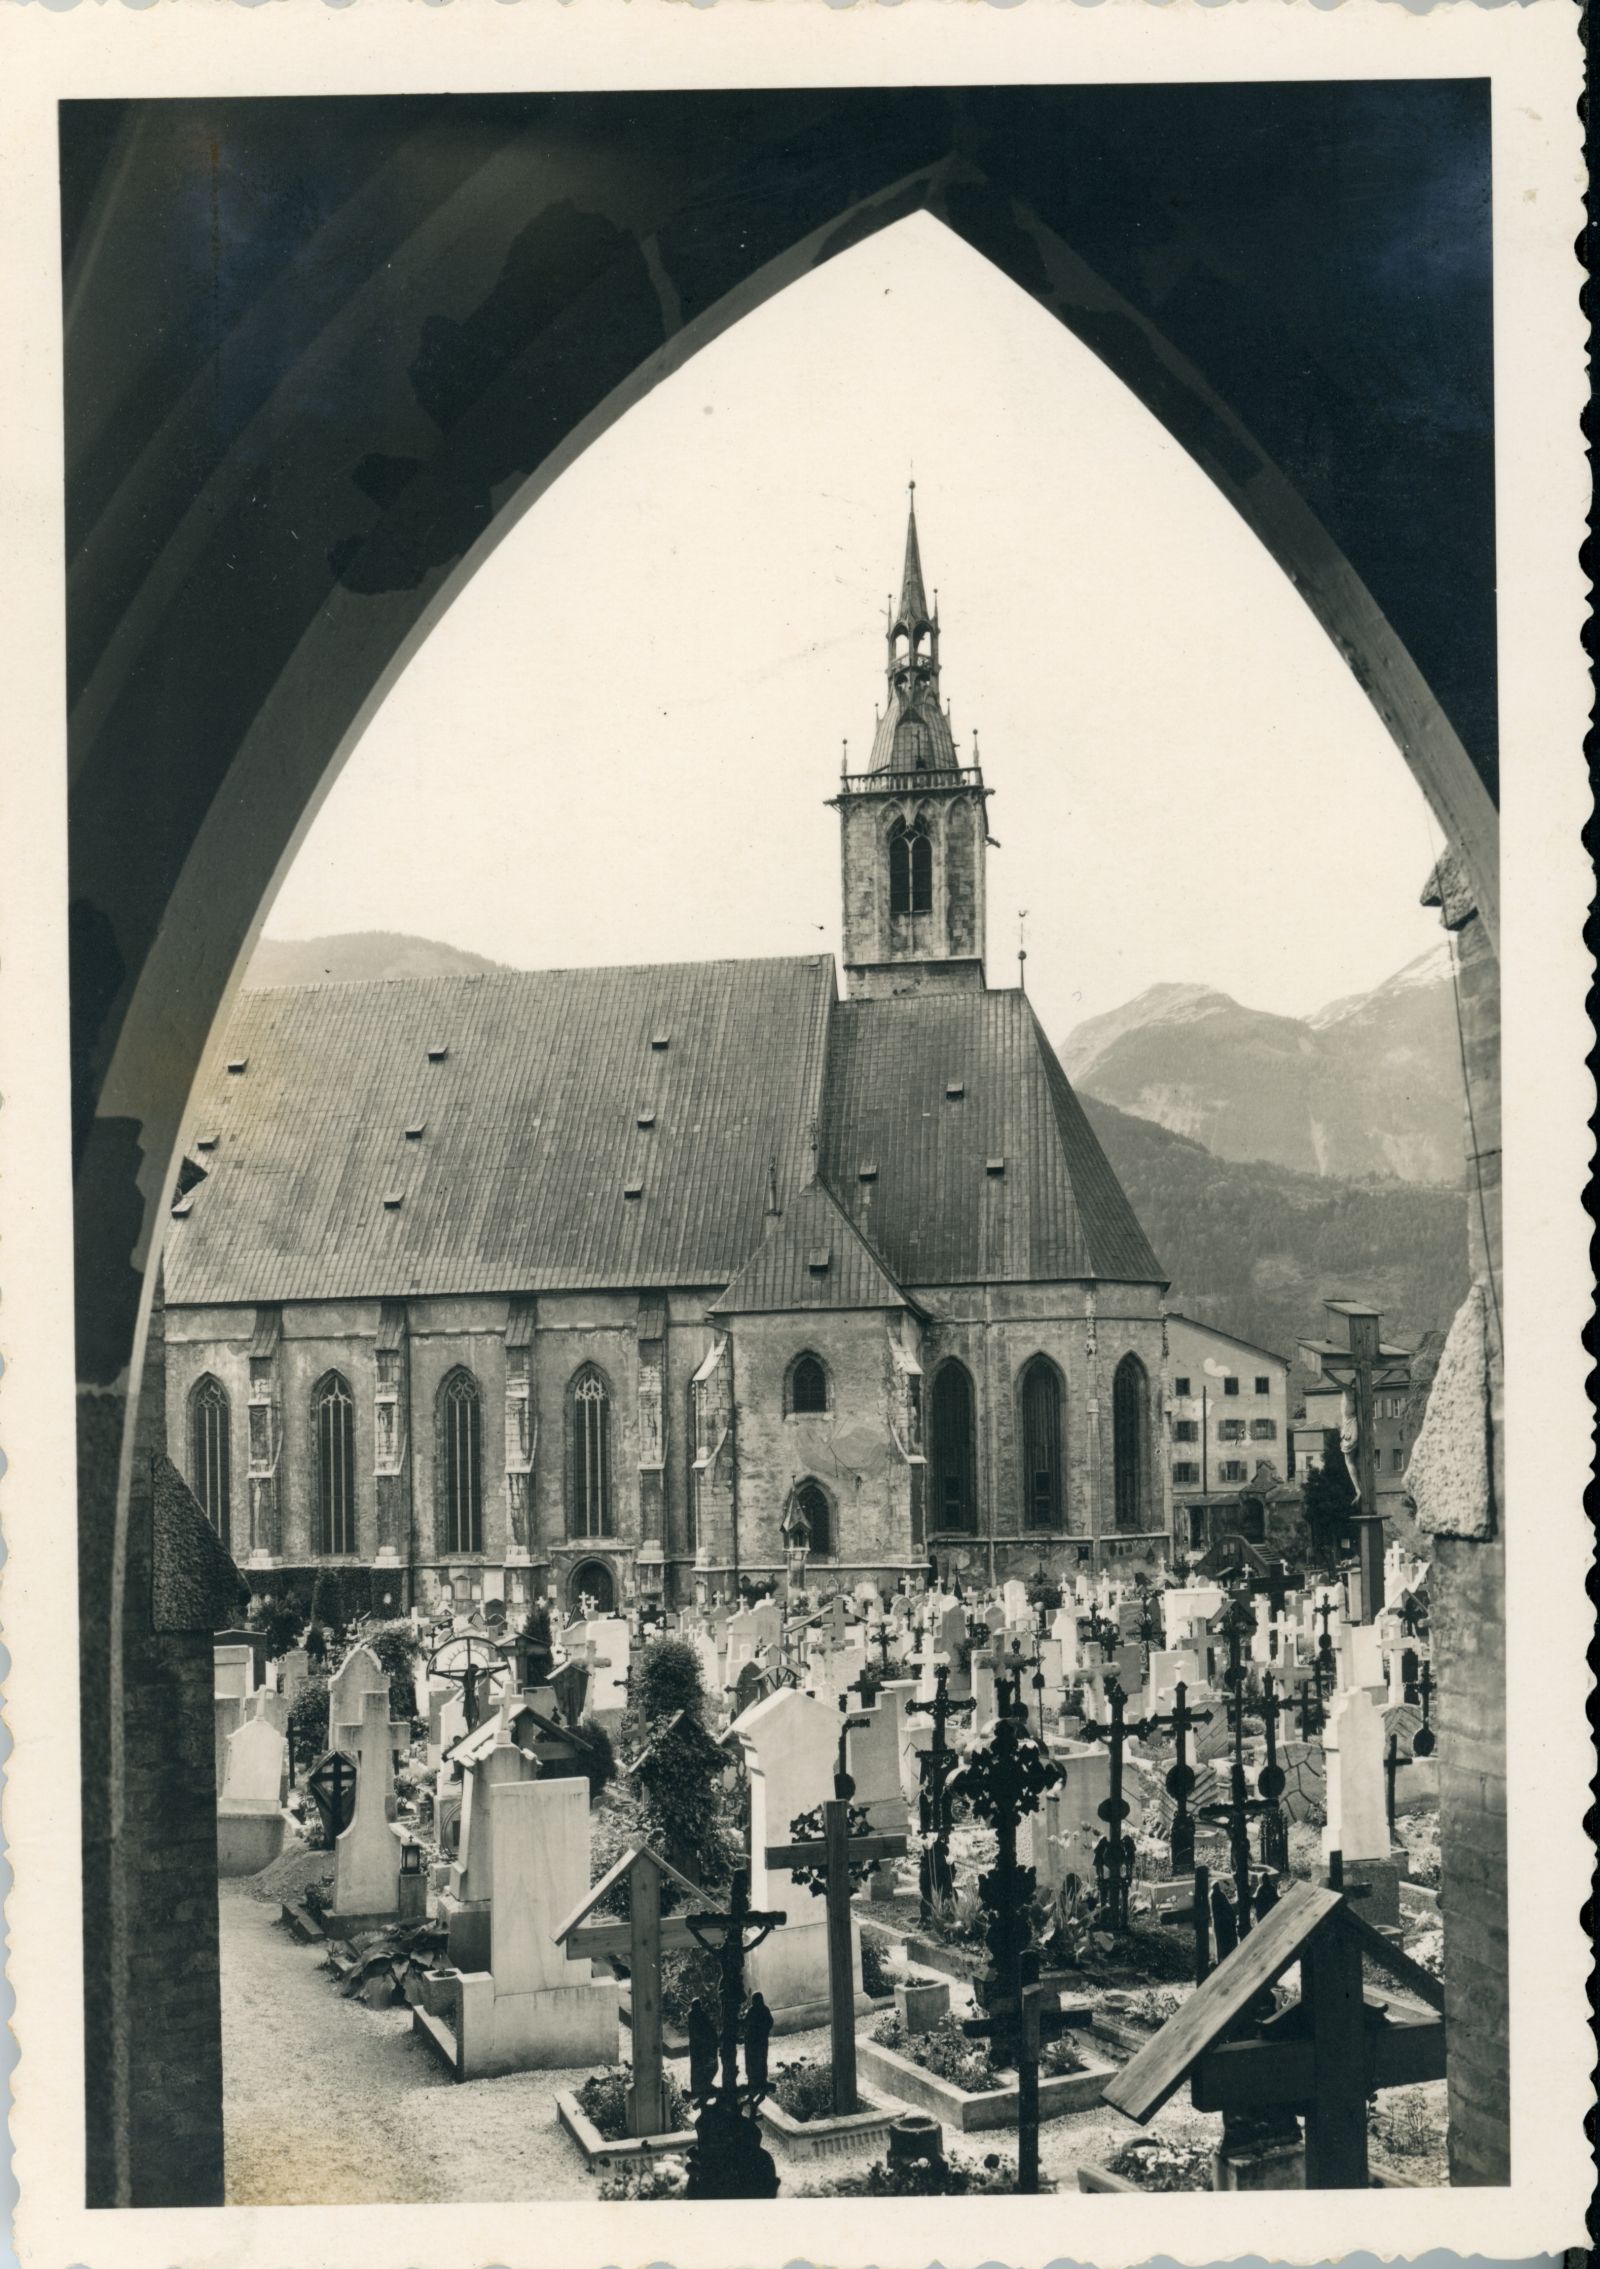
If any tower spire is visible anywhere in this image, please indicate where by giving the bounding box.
[895,481,932,635]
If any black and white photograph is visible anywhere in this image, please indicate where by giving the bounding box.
[0,8,1590,2267]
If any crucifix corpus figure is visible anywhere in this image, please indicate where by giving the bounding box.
[680,1867,787,2199]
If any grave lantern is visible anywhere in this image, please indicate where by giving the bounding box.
[399,1839,423,1876]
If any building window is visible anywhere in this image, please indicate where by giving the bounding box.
[1019,1356,1063,1529]
[786,1351,830,1416]
[1174,1419,1199,1444]
[313,1371,356,1556]
[439,1368,483,1554]
[888,819,933,916]
[789,1477,833,1558]
[1173,1376,1191,1397]
[1173,1460,1200,1486]
[1223,1376,1240,1398]
[1218,1460,1247,1483]
[1112,1352,1150,1528]
[1255,1376,1271,1396]
[1250,1418,1278,1442]
[929,1359,977,1533]
[1391,1447,1404,1472]
[567,1366,613,1539]
[189,1375,231,1547]
[1217,1418,1247,1442]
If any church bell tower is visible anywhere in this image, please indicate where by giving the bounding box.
[831,488,990,999]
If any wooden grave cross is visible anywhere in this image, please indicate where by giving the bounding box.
[763,1707,906,2116]
[1104,1867,1446,2188]
[554,1842,709,2140]
[961,1945,1080,2195]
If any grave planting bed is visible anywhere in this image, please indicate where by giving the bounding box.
[856,2022,1115,2134]
[759,2081,901,2165]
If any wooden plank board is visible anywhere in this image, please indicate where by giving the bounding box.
[764,1834,906,1870]
[1104,1882,1342,2124]
[553,1839,710,1944]
[1190,2016,1447,2113]
[1341,1901,1447,2012]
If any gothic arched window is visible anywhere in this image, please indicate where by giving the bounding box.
[439,1367,483,1554]
[1019,1356,1064,1530]
[567,1365,613,1539]
[790,1478,833,1559]
[929,1360,977,1533]
[189,1374,231,1548]
[1113,1353,1150,1529]
[313,1371,356,1556]
[888,819,933,916]
[786,1351,829,1416]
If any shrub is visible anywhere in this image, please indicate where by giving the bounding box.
[635,1712,739,1891]
[658,1942,724,2031]
[819,2148,1013,2196]
[246,1591,305,1660]
[635,1637,707,1725]
[871,2013,997,2092]
[287,1675,331,1770]
[772,2058,852,2122]
[1105,2136,1214,2192]
[367,1619,423,1723]
[576,2064,689,2141]
[596,2156,689,2202]
[858,1931,892,1999]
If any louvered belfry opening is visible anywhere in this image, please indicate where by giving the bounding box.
[929,1358,977,1534]
[439,1367,483,1554]
[1020,1355,1063,1530]
[568,1365,613,1538]
[1113,1351,1150,1527]
[313,1370,356,1555]
[188,1374,231,1549]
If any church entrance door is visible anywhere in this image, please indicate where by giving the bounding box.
[568,1557,616,1616]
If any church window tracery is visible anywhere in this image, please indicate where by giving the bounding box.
[785,1350,830,1415]
[1019,1355,1064,1530]
[439,1367,484,1554]
[189,1374,231,1548]
[567,1365,614,1539]
[888,818,933,916]
[313,1371,357,1556]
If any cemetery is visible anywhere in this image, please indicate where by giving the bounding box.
[212,1545,1453,2201]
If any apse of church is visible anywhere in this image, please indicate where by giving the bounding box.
[162,496,1173,1608]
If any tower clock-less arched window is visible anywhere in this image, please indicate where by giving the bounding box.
[1113,1353,1150,1528]
[888,819,933,916]
[786,1351,829,1415]
[567,1365,614,1539]
[1020,1356,1063,1530]
[929,1359,977,1533]
[439,1367,483,1554]
[189,1374,232,1548]
[313,1371,356,1556]
[790,1477,833,1558]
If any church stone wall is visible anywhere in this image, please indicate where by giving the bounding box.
[406,1296,513,1567]
[277,1302,384,1562]
[726,1307,918,1577]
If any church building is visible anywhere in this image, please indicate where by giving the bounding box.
[162,497,1174,1615]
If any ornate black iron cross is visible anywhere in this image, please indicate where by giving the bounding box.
[907,1661,976,1917]
[682,1866,787,2200]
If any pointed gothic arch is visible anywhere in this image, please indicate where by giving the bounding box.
[437,1365,484,1554]
[888,809,934,916]
[785,1349,830,1416]
[566,1363,614,1539]
[787,1476,834,1560]
[1112,1351,1151,1529]
[929,1358,978,1534]
[187,1374,232,1549]
[1018,1354,1065,1531]
[312,1370,357,1556]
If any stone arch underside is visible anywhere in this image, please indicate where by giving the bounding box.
[65,89,1499,2204]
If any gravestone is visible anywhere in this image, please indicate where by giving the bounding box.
[1040,1744,1111,1892]
[1321,1687,1400,1921]
[440,1777,619,2078]
[331,1689,402,1928]
[216,1712,289,1876]
[586,1616,631,1715]
[738,1685,862,2030]
[444,1728,535,1971]
[1149,1649,1201,1710]
[844,1693,906,1837]
[213,1643,254,1701]
[277,1646,311,1703]
[330,1644,390,1749]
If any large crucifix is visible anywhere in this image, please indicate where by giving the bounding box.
[681,1866,787,2200]
[428,1633,508,1736]
[762,1705,906,2117]
[1195,1593,1277,1925]
[907,1660,975,1917]
[1139,1677,1214,1876]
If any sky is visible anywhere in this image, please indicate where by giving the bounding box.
[262,213,1448,1043]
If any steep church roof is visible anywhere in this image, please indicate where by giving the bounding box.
[819,988,1166,1289]
[164,957,833,1303]
[709,1180,912,1316]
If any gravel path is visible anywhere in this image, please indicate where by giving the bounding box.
[219,1884,1225,2204]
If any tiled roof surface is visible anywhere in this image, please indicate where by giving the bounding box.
[819,989,1166,1289]
[710,1181,910,1316]
[165,958,833,1303]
